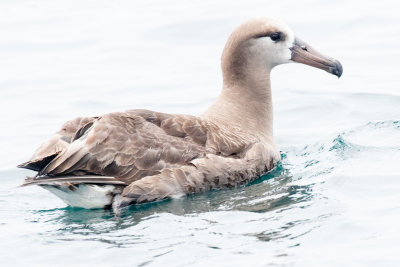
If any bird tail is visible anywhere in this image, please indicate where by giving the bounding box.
[21,175,127,209]
[21,175,127,187]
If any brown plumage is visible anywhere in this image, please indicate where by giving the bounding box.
[20,109,277,206]
[19,17,342,209]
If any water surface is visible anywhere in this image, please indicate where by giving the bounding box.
[1,0,399,266]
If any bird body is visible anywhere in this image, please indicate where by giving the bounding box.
[19,18,342,210]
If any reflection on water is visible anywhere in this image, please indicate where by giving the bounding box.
[30,158,294,234]
[22,148,328,252]
[2,118,400,265]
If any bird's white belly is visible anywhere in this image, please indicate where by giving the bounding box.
[41,184,116,209]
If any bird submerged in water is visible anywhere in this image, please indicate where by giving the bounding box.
[19,17,342,211]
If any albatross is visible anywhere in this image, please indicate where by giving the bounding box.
[19,17,342,210]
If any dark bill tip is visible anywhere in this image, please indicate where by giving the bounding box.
[290,37,343,78]
[329,60,343,78]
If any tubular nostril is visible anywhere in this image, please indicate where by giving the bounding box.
[301,45,308,51]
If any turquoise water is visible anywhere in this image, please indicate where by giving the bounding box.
[1,0,400,266]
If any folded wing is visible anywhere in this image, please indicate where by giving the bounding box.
[19,110,208,185]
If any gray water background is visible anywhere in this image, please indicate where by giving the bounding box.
[0,0,399,266]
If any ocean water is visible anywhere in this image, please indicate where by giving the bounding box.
[1,0,400,266]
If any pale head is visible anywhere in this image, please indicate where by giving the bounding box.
[221,17,343,87]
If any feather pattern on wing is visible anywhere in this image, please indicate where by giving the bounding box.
[19,108,280,208]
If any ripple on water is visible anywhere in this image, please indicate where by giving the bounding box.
[1,120,399,266]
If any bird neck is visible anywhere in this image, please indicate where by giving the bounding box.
[202,68,274,141]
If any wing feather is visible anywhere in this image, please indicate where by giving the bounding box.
[19,109,281,207]
[21,110,209,185]
[21,175,127,186]
[18,117,96,171]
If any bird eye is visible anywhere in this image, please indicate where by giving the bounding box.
[270,32,281,42]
